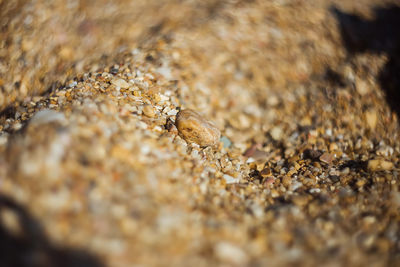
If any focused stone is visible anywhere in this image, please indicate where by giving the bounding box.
[175,109,220,147]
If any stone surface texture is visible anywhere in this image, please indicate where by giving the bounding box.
[175,109,221,147]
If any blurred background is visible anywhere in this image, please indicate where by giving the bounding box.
[2,0,396,110]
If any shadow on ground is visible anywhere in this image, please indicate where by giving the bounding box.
[332,5,400,119]
[0,194,104,267]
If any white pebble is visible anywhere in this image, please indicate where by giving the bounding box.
[112,78,129,89]
[29,109,66,126]
[223,174,239,184]
[214,242,248,265]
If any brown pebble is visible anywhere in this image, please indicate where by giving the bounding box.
[329,143,338,152]
[251,149,269,161]
[175,109,220,147]
[244,143,262,157]
[319,153,333,165]
[282,176,292,187]
[260,168,272,177]
[142,104,156,118]
[165,118,178,135]
[264,177,276,187]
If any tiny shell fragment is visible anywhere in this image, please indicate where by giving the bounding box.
[175,109,220,147]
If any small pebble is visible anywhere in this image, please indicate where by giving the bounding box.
[329,143,338,151]
[270,126,283,141]
[365,110,378,129]
[368,159,394,171]
[244,143,262,157]
[223,174,239,184]
[264,177,276,187]
[356,78,369,96]
[142,104,156,118]
[165,118,178,135]
[282,176,292,187]
[175,109,220,147]
[220,136,232,148]
[260,168,272,177]
[214,242,248,265]
[29,109,66,126]
[319,153,333,165]
[112,78,129,89]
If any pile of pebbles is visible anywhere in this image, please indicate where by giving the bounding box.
[0,0,399,266]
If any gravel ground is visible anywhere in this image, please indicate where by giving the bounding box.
[0,0,399,266]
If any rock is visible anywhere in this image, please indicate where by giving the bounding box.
[220,136,232,148]
[228,113,251,129]
[214,242,248,265]
[243,143,262,157]
[29,109,66,127]
[267,95,279,106]
[111,78,129,89]
[365,110,378,129]
[175,109,220,147]
[260,168,272,177]
[319,153,333,165]
[142,104,156,118]
[282,176,292,187]
[356,78,369,96]
[165,118,178,135]
[223,174,239,184]
[368,159,394,171]
[376,160,393,171]
[264,177,276,187]
[270,126,283,141]
[304,149,322,160]
[329,143,338,151]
